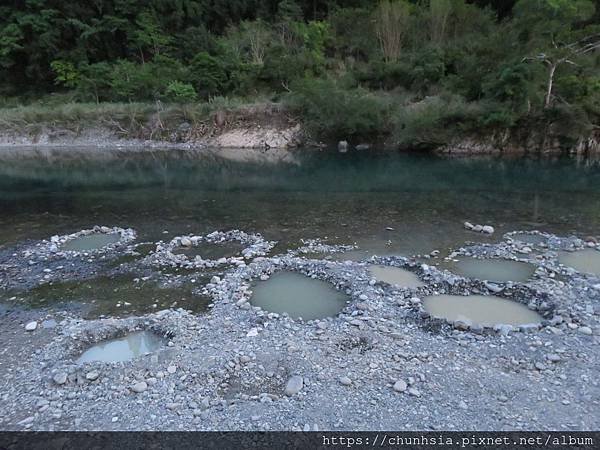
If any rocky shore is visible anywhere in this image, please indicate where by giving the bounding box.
[0,228,598,431]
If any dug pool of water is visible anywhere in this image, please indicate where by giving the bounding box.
[76,331,164,364]
[423,294,542,327]
[450,257,535,282]
[369,265,424,288]
[250,271,348,320]
[17,273,209,318]
[559,249,600,276]
[61,233,121,251]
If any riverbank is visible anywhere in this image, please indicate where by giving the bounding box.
[0,228,598,431]
[1,101,599,154]
[0,101,305,150]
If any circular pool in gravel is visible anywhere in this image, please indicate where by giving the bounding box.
[369,265,424,288]
[423,294,542,327]
[61,233,121,251]
[450,257,535,283]
[250,271,348,320]
[559,248,600,276]
[76,331,164,364]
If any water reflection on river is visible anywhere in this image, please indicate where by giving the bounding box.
[1,146,600,259]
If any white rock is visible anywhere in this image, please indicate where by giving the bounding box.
[180,237,192,247]
[482,225,494,234]
[25,321,37,331]
[284,376,304,396]
[85,371,99,381]
[246,328,259,337]
[339,376,352,386]
[393,379,407,392]
[167,365,177,374]
[579,326,593,335]
[464,222,474,230]
[53,372,68,385]
[131,381,148,393]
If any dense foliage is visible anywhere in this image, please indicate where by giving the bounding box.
[1,0,599,146]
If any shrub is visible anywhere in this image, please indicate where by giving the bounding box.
[286,78,388,141]
[392,94,480,147]
[189,52,228,98]
[164,81,198,102]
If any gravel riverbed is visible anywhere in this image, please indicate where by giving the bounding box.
[0,229,598,431]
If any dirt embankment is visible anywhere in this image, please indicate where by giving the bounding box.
[436,128,600,156]
[0,102,598,155]
[0,103,307,150]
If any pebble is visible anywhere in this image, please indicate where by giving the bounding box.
[339,376,352,386]
[482,225,494,234]
[131,381,148,393]
[408,388,421,397]
[85,371,99,381]
[458,400,468,410]
[393,380,407,392]
[284,376,304,396]
[53,372,68,385]
[578,326,593,335]
[25,321,38,331]
[167,365,177,374]
[547,354,561,363]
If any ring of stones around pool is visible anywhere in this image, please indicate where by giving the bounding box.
[409,262,555,334]
[204,255,381,325]
[286,238,356,257]
[147,230,277,270]
[41,310,193,387]
[24,226,137,260]
[501,230,600,280]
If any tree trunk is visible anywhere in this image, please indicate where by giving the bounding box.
[544,63,557,108]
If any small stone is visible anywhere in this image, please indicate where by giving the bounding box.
[579,326,593,335]
[53,373,68,385]
[85,371,99,381]
[284,376,304,396]
[210,276,221,284]
[166,402,179,410]
[482,225,495,234]
[246,328,259,337]
[180,237,192,247]
[25,321,37,331]
[473,225,483,232]
[458,400,468,410]
[464,222,474,230]
[408,388,421,397]
[547,354,561,363]
[131,381,148,393]
[393,380,407,392]
[339,376,352,386]
[167,365,177,374]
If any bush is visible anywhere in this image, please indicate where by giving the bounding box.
[392,94,481,147]
[286,78,388,141]
[164,81,198,102]
[188,52,229,98]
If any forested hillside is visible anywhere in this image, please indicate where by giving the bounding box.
[1,0,599,147]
